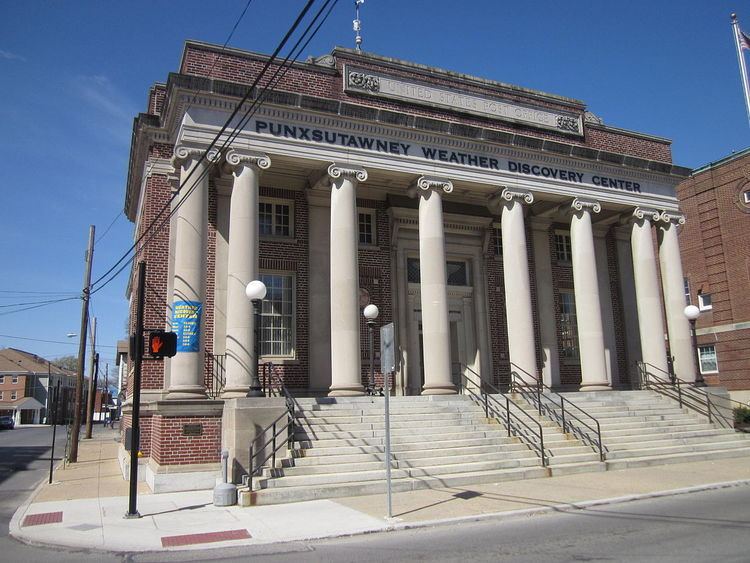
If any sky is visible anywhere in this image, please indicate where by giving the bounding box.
[0,0,748,372]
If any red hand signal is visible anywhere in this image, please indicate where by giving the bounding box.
[151,336,163,353]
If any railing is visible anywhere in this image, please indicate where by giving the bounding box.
[247,364,297,493]
[458,365,548,467]
[206,353,226,399]
[637,361,740,430]
[509,368,605,462]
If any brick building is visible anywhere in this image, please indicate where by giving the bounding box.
[122,41,694,491]
[677,149,750,403]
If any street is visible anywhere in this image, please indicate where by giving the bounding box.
[0,425,107,562]
[136,484,750,563]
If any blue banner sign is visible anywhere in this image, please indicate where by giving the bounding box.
[173,300,202,352]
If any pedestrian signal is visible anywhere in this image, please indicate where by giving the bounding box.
[148,331,177,358]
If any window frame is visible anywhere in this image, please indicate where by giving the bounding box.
[683,277,691,306]
[10,391,17,401]
[559,289,580,363]
[554,230,573,263]
[698,292,713,312]
[406,257,472,287]
[357,208,377,246]
[492,223,503,258]
[0,375,4,384]
[698,344,718,374]
[11,376,18,384]
[258,271,296,360]
[743,190,750,205]
[258,197,294,239]
[0,391,3,401]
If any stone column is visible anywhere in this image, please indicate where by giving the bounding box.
[530,218,560,388]
[569,198,610,390]
[630,208,669,377]
[328,164,367,396]
[411,176,456,395]
[167,145,219,399]
[658,212,696,381]
[221,150,271,398]
[490,188,537,385]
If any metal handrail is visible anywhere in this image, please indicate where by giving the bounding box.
[509,369,605,462]
[637,362,736,429]
[458,366,547,467]
[247,363,297,493]
[205,352,226,399]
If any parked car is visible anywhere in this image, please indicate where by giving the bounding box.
[0,416,15,430]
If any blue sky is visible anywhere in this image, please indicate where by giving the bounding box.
[0,0,747,369]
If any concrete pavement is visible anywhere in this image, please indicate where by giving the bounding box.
[10,425,750,553]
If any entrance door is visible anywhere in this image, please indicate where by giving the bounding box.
[414,310,468,393]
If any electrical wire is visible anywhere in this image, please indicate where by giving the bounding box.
[89,0,335,300]
[88,0,318,294]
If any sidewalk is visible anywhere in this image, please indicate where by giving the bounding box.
[10,426,750,553]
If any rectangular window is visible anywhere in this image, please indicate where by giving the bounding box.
[406,259,470,286]
[698,345,718,374]
[493,226,503,257]
[10,391,17,400]
[560,291,580,361]
[11,376,18,384]
[0,376,4,384]
[698,292,712,311]
[0,391,3,400]
[555,231,572,262]
[258,273,294,357]
[683,277,691,306]
[358,210,376,245]
[259,199,292,237]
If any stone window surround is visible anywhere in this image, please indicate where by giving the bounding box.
[258,270,296,360]
[698,344,718,374]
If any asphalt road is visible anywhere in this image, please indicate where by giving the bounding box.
[0,424,108,562]
[136,484,750,563]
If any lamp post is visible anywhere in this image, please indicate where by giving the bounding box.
[684,304,705,387]
[363,304,379,393]
[245,280,267,397]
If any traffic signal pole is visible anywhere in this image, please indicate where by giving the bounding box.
[69,225,94,463]
[125,261,146,519]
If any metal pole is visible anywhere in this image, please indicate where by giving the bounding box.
[368,321,375,391]
[84,317,97,438]
[125,261,146,519]
[48,380,61,484]
[69,225,94,463]
[384,357,392,519]
[247,300,264,397]
[731,13,750,128]
[691,319,706,387]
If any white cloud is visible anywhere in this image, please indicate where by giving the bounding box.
[70,75,138,145]
[0,49,27,62]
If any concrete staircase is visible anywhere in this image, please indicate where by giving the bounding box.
[240,394,588,506]
[537,390,750,469]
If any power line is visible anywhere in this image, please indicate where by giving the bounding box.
[95,210,124,244]
[0,296,80,317]
[88,0,324,297]
[0,334,118,348]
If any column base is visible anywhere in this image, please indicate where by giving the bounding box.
[328,385,365,397]
[221,387,251,399]
[579,382,611,391]
[422,383,457,395]
[165,386,208,400]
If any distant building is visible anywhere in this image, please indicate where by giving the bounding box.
[677,149,750,403]
[0,348,77,424]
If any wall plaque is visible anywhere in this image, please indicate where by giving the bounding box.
[182,423,203,436]
[344,65,583,136]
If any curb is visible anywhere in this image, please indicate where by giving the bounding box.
[9,479,750,553]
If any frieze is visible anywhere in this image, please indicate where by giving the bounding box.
[343,65,583,136]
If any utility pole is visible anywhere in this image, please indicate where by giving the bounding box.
[85,317,98,439]
[69,225,95,463]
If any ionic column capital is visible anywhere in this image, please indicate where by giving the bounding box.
[571,197,602,215]
[659,210,686,226]
[171,144,221,169]
[224,149,271,174]
[488,187,534,212]
[631,206,662,223]
[327,163,368,183]
[408,176,453,198]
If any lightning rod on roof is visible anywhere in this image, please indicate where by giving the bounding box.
[353,0,365,51]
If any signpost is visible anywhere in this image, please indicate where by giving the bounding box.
[380,323,395,519]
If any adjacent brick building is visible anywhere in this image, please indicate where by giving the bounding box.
[122,41,693,491]
[677,148,750,403]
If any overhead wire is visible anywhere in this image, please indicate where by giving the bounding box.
[88,0,319,295]
[89,0,336,302]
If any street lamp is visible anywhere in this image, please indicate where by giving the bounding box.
[684,304,705,387]
[363,304,379,393]
[245,280,267,398]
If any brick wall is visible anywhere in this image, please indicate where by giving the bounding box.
[677,151,750,390]
[151,415,221,465]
